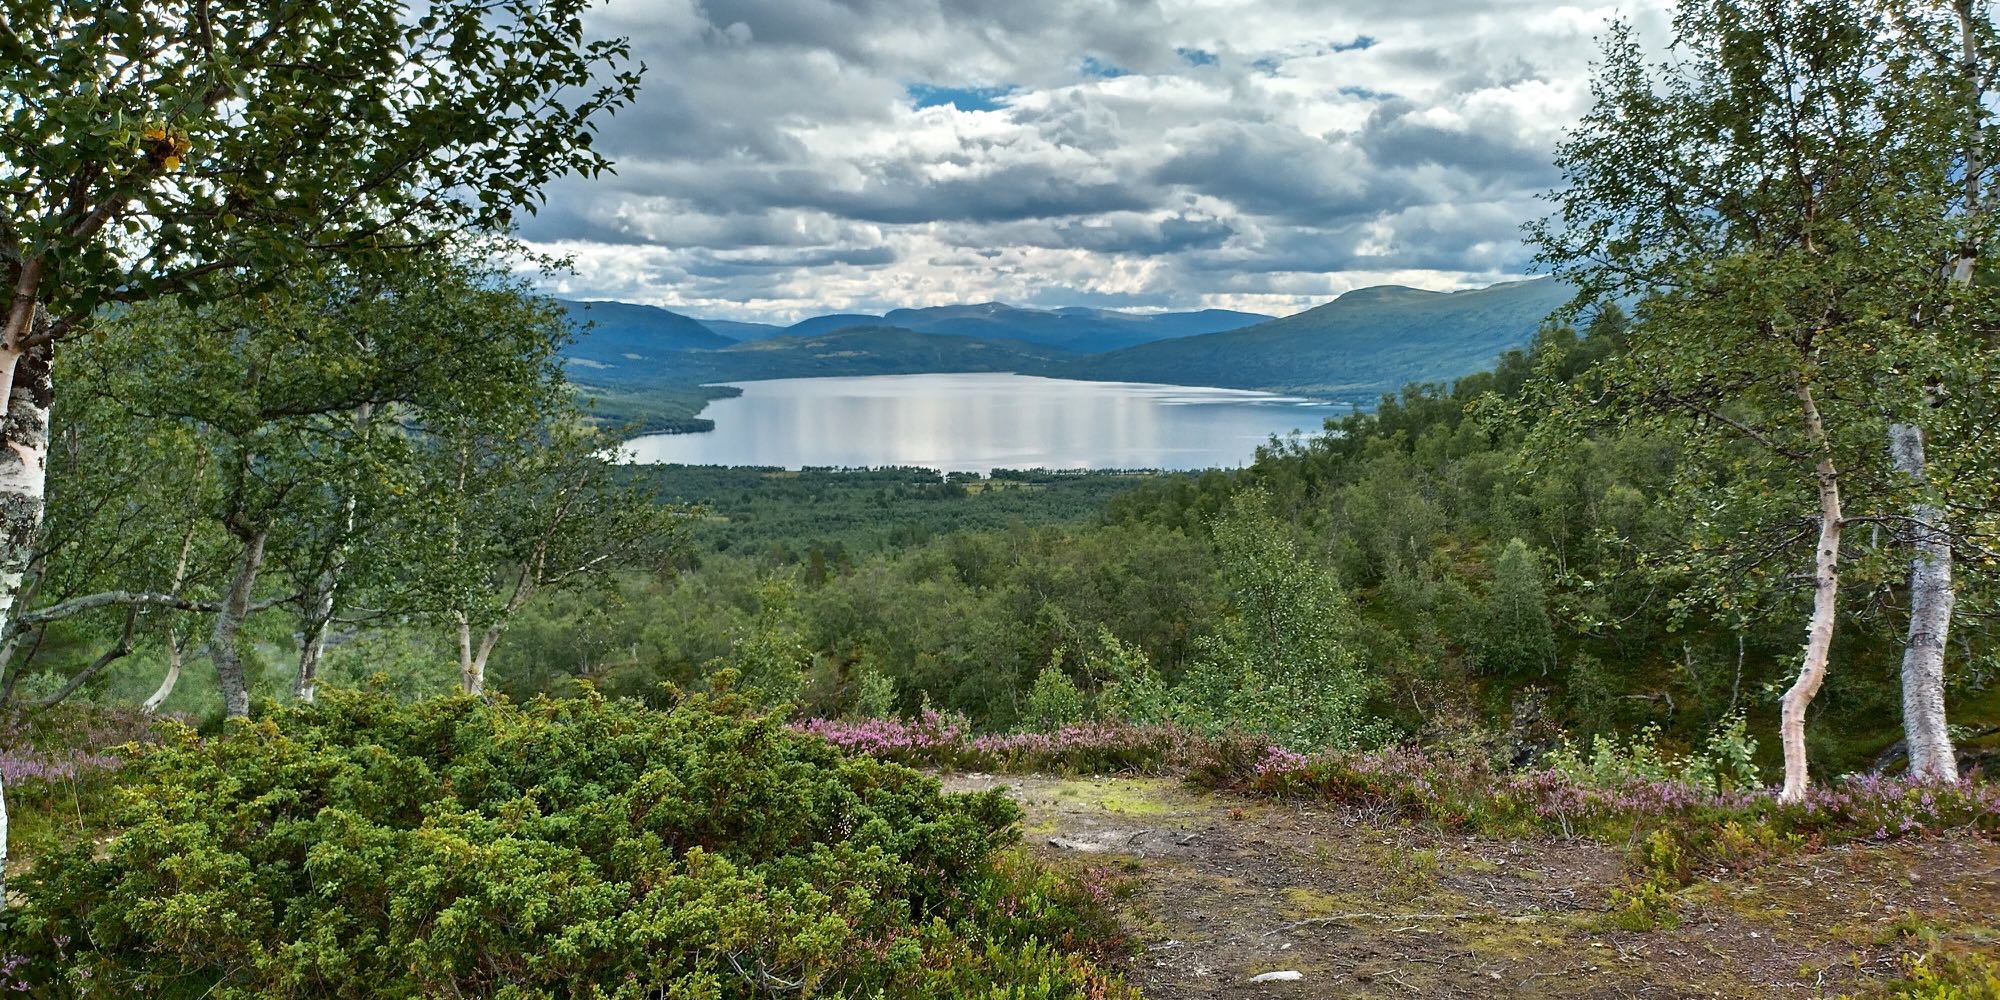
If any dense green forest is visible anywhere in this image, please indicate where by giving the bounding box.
[478,310,1996,774]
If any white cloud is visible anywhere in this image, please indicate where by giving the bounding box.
[519,0,1673,320]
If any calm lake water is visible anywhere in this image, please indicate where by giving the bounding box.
[622,373,1340,473]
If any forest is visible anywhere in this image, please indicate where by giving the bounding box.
[1,0,1998,997]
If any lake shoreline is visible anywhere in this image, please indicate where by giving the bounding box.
[622,372,1339,473]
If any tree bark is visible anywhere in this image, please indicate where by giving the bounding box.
[466,625,503,696]
[1883,0,1989,784]
[212,527,270,719]
[294,588,333,704]
[30,607,138,709]
[1891,425,1959,782]
[1780,378,1843,803]
[456,613,476,693]
[143,634,187,714]
[0,304,52,913]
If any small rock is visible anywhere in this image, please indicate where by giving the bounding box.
[1250,971,1304,983]
[1047,837,1109,852]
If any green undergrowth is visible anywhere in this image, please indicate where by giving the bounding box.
[1,688,1135,999]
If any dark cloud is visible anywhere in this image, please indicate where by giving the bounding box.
[522,0,1668,319]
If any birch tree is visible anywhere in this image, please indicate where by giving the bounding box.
[0,1,637,896]
[70,252,573,716]
[1530,0,1979,801]
[428,418,683,696]
[1876,0,1999,783]
[0,0,636,637]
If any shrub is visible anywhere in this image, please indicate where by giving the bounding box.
[1021,653,1087,733]
[849,666,900,721]
[7,688,1133,999]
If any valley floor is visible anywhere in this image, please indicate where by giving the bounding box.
[944,774,2000,998]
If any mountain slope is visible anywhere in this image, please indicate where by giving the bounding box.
[784,313,885,338]
[879,303,1273,352]
[698,318,785,340]
[558,299,735,371]
[757,304,1274,352]
[661,326,1075,383]
[1070,278,1572,402]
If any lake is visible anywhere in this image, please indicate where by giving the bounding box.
[621,373,1341,472]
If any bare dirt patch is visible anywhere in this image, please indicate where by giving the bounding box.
[944,773,2000,999]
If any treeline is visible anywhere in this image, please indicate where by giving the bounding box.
[0,4,674,721]
[484,306,1994,783]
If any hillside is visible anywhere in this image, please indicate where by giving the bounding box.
[876,302,1274,351]
[697,318,785,340]
[659,325,1075,383]
[558,280,1573,424]
[557,299,735,370]
[1072,278,1574,403]
[756,303,1275,352]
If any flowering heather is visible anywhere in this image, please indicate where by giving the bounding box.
[1247,745,1999,859]
[0,706,174,786]
[791,713,1210,774]
[798,716,1997,865]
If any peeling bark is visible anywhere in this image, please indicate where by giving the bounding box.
[212,527,270,719]
[0,314,52,640]
[1780,377,1843,803]
[1892,425,1960,781]
[0,305,52,912]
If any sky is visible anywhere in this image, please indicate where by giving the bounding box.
[522,0,1672,323]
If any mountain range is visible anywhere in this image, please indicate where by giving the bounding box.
[558,277,1574,428]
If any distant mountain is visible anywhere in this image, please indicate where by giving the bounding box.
[734,303,1273,352]
[557,299,735,372]
[1053,306,1277,341]
[557,279,1572,420]
[877,302,1272,352]
[660,326,1075,383]
[698,319,785,340]
[1069,279,1572,403]
[784,314,884,338]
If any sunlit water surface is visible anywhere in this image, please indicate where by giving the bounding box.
[622,373,1339,473]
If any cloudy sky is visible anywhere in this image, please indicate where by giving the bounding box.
[523,0,1671,323]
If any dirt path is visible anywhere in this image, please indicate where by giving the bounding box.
[943,773,2000,998]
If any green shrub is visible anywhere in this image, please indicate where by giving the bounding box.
[5,688,1133,999]
[849,665,901,721]
[1021,653,1087,733]
[1087,630,1170,726]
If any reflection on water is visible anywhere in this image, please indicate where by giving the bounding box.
[621,373,1339,472]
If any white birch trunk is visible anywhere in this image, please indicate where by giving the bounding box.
[143,634,186,714]
[1885,0,1987,784]
[143,509,203,714]
[212,528,270,719]
[0,308,53,912]
[1780,378,1843,803]
[294,593,331,704]
[456,614,477,694]
[466,626,503,696]
[1891,425,1958,780]
[0,757,7,911]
